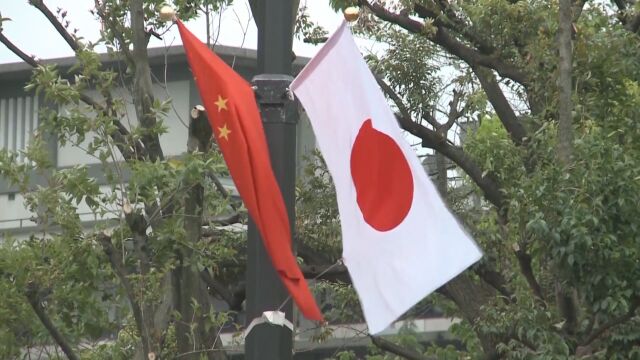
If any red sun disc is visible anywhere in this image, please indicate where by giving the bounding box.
[350,119,414,232]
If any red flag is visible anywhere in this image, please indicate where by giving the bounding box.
[177,20,323,321]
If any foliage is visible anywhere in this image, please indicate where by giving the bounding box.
[310,0,640,358]
[0,1,239,358]
[3,0,640,358]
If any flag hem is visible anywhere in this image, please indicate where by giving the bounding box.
[290,21,348,92]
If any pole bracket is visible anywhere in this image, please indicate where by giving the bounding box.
[252,74,296,106]
[243,311,294,340]
[251,74,298,124]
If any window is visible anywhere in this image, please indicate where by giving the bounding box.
[0,96,39,159]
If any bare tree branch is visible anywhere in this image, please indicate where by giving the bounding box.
[0,32,38,66]
[29,0,81,52]
[25,282,80,360]
[420,110,441,130]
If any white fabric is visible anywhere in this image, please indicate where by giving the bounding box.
[243,311,293,339]
[291,22,482,334]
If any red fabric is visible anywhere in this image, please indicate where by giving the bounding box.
[177,20,323,321]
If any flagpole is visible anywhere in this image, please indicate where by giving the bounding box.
[246,0,297,358]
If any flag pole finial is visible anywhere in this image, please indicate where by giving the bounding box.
[159,5,176,22]
[343,7,360,22]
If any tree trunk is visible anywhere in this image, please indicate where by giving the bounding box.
[440,275,501,359]
[557,0,573,165]
[432,152,501,359]
[435,151,447,197]
[130,0,164,162]
[556,0,580,337]
[173,110,226,359]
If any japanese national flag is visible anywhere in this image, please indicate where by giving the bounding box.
[291,22,483,334]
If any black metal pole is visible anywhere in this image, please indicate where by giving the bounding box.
[245,0,297,359]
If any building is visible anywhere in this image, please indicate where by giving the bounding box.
[0,45,453,358]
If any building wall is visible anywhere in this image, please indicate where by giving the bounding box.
[0,52,317,237]
[0,95,39,160]
[56,80,191,166]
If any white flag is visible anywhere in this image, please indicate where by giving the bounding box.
[291,22,483,334]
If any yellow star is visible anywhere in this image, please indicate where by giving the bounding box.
[218,123,231,141]
[214,95,228,112]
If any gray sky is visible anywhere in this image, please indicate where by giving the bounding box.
[0,0,342,64]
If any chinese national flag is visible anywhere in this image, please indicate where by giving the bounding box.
[177,20,323,321]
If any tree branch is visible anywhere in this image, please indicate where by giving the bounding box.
[0,31,143,161]
[362,0,528,84]
[611,0,640,32]
[613,0,628,12]
[572,0,588,23]
[0,32,38,66]
[413,2,494,54]
[375,75,505,209]
[438,273,501,359]
[626,13,640,33]
[200,270,234,308]
[300,263,350,283]
[474,264,513,301]
[190,105,242,213]
[123,206,151,276]
[581,298,640,347]
[25,282,80,360]
[29,0,81,52]
[29,0,146,160]
[472,66,527,146]
[506,330,538,352]
[370,336,433,360]
[93,0,134,65]
[97,233,151,357]
[514,249,546,304]
[443,88,464,131]
[204,213,242,226]
[496,207,546,308]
